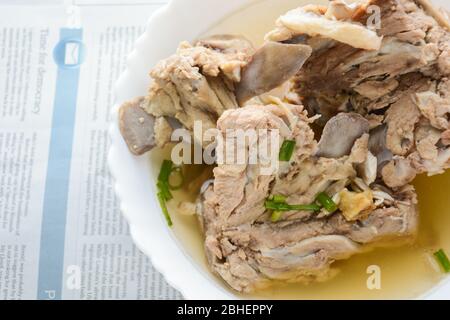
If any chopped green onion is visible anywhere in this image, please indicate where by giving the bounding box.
[158,159,184,193]
[434,249,450,273]
[158,159,173,183]
[157,181,173,201]
[157,192,173,227]
[157,159,180,226]
[265,200,321,212]
[271,194,287,203]
[271,211,283,223]
[265,200,290,211]
[316,192,338,213]
[279,140,296,162]
[168,166,184,190]
[289,203,322,211]
[265,194,320,223]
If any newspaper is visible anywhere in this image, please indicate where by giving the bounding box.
[0,0,182,300]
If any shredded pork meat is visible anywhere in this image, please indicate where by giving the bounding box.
[267,0,450,188]
[199,104,418,293]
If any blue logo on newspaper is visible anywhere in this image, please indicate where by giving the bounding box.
[53,38,86,69]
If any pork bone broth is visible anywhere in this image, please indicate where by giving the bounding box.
[146,0,450,299]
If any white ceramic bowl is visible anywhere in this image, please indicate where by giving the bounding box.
[109,0,450,300]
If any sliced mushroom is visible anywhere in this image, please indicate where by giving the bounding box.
[200,179,215,194]
[372,190,395,206]
[368,124,393,172]
[235,41,312,105]
[316,113,370,158]
[119,97,156,156]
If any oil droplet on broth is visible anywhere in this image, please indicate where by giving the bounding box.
[149,0,450,299]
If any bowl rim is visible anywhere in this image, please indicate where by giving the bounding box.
[108,0,450,300]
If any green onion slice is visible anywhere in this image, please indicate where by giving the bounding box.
[158,159,173,183]
[289,203,322,211]
[157,192,173,227]
[271,194,287,203]
[158,159,184,192]
[316,192,338,213]
[157,159,180,226]
[265,200,321,212]
[434,249,450,273]
[279,140,296,162]
[271,211,283,223]
[265,195,321,223]
[157,181,172,201]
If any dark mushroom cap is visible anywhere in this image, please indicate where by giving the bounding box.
[236,41,312,105]
[317,113,370,158]
[119,97,156,156]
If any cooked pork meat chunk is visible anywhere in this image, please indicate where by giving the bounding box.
[119,36,253,153]
[266,0,450,186]
[144,39,251,142]
[154,116,173,148]
[417,0,450,30]
[384,84,423,156]
[265,2,383,50]
[199,104,418,292]
[381,156,417,187]
[289,0,450,119]
[195,34,255,57]
[119,35,316,153]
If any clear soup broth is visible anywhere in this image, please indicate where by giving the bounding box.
[150,0,450,299]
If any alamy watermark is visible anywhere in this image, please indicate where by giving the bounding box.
[170,120,281,175]
[367,5,382,30]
